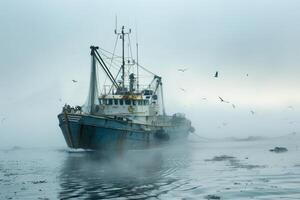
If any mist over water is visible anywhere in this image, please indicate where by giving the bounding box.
[1,134,300,199]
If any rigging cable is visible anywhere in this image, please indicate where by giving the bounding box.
[95,47,159,93]
[101,34,120,93]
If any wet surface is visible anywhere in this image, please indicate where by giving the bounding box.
[1,135,300,199]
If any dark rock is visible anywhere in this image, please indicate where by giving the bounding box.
[205,194,221,199]
[269,147,288,153]
[32,180,47,184]
[205,155,235,162]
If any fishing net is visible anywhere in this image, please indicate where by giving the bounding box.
[82,56,99,114]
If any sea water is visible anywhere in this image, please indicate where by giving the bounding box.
[1,134,300,200]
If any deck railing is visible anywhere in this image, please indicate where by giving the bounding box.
[100,84,152,95]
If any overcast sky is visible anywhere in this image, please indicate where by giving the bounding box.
[1,0,300,147]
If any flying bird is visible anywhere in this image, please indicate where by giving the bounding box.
[232,104,236,109]
[72,80,78,83]
[214,71,218,78]
[288,106,294,109]
[178,68,188,72]
[218,96,229,103]
[179,88,186,92]
[250,110,255,115]
[246,74,249,77]
[202,97,207,100]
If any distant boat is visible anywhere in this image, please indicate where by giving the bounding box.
[58,26,194,150]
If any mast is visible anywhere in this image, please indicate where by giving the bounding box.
[115,26,131,92]
[121,26,125,89]
[136,43,139,92]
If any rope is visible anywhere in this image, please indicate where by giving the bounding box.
[98,47,122,58]
[190,132,211,141]
[102,35,120,91]
[98,51,120,70]
[98,47,158,76]
[95,46,160,95]
[138,64,157,77]
[127,34,133,61]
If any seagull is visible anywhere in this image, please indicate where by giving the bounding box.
[288,106,294,109]
[218,96,229,103]
[202,97,207,100]
[214,71,218,78]
[250,110,255,115]
[246,74,249,77]
[72,80,78,83]
[232,104,236,109]
[59,98,62,102]
[179,88,186,92]
[178,68,188,72]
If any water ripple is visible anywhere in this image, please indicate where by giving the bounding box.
[1,139,300,199]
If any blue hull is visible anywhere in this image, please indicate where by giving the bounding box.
[58,113,191,150]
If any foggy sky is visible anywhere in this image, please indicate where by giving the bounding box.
[1,0,300,147]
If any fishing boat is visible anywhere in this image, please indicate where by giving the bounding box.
[58,26,194,150]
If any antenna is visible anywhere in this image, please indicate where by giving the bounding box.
[136,43,139,92]
[135,22,139,92]
[114,15,117,34]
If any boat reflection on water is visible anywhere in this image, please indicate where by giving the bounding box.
[58,147,187,199]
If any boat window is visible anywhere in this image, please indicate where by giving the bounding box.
[114,99,118,105]
[120,99,124,105]
[138,100,143,105]
[132,100,136,105]
[103,99,107,105]
[99,99,103,105]
[144,100,149,105]
[143,90,153,96]
[108,99,113,105]
[125,99,131,105]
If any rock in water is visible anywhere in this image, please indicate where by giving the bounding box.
[205,155,235,162]
[205,195,221,199]
[269,147,288,153]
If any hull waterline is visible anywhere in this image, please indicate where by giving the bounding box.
[58,113,191,150]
